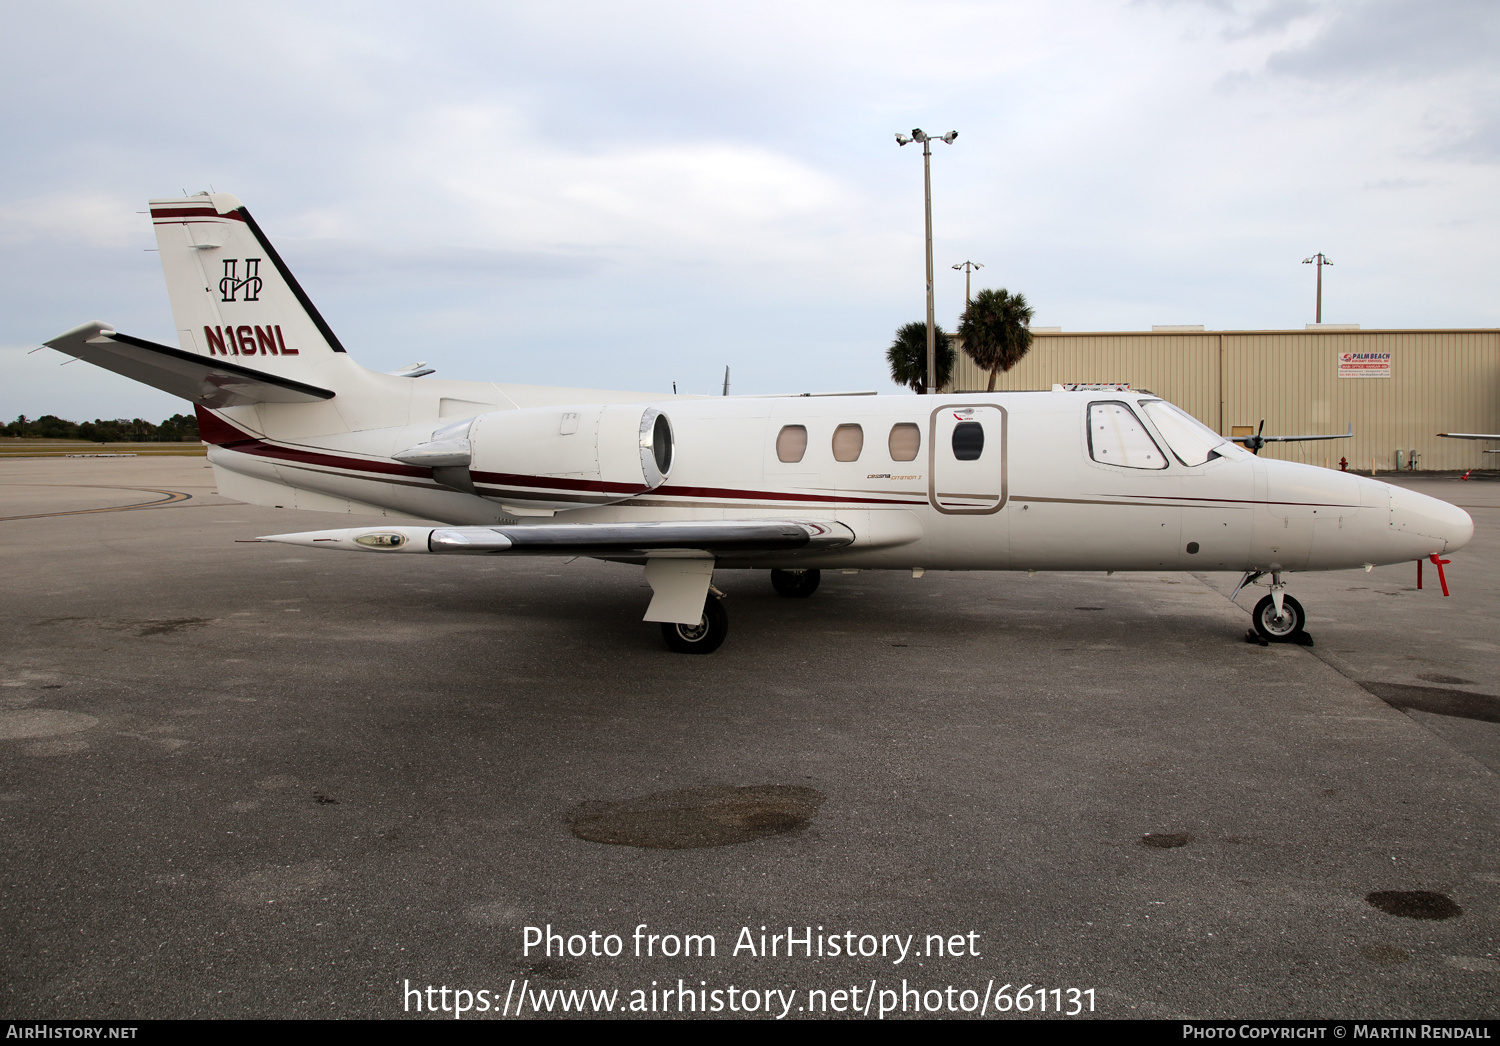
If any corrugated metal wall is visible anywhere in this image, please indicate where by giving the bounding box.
[946,329,1500,471]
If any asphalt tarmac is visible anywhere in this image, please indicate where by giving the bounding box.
[2,457,1497,1020]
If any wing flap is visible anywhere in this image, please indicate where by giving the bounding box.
[256,519,856,556]
[44,321,334,407]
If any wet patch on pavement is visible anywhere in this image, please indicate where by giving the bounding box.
[119,618,216,638]
[1139,832,1191,849]
[1365,890,1462,920]
[1359,945,1411,965]
[566,785,825,849]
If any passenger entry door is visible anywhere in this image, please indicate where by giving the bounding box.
[929,404,1006,514]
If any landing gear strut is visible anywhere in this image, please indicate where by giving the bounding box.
[770,568,821,598]
[661,595,729,654]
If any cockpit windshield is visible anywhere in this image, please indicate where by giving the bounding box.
[1139,400,1243,466]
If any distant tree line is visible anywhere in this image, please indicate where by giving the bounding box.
[3,413,201,442]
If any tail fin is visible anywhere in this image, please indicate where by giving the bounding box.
[150,193,348,382]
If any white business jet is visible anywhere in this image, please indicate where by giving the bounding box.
[45,193,1474,653]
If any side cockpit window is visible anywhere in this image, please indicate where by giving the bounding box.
[1139,400,1227,466]
[1088,402,1167,469]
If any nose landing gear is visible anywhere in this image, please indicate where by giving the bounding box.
[1252,592,1306,642]
[1232,571,1313,646]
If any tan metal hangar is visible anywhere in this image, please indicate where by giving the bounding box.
[945,326,1500,472]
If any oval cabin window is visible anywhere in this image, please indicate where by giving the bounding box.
[888,423,921,462]
[776,425,808,463]
[951,421,984,461]
[832,424,864,462]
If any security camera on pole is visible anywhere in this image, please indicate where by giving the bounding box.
[1302,252,1332,323]
[896,128,958,394]
[953,260,984,306]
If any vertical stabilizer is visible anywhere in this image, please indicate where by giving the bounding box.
[151,193,347,385]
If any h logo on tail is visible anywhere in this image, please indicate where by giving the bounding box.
[219,259,263,302]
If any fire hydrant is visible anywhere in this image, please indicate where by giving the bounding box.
[1338,456,1348,472]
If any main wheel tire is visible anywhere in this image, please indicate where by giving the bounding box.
[660,596,729,654]
[1252,593,1305,642]
[770,568,821,598]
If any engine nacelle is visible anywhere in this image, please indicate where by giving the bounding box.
[395,405,674,513]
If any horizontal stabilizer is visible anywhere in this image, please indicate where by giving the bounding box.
[257,519,855,557]
[44,321,334,408]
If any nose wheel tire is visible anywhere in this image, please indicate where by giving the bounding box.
[770,568,821,598]
[1252,593,1306,642]
[661,596,729,654]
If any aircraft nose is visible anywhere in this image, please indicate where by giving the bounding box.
[1390,486,1474,553]
[1438,500,1476,552]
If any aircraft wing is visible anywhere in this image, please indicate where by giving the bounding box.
[256,519,857,557]
[1439,433,1500,452]
[44,321,334,408]
[1233,424,1353,445]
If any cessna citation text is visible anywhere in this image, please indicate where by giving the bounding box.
[46,193,1474,653]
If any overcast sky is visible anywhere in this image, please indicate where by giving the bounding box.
[2,0,1496,421]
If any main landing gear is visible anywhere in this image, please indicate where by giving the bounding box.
[660,594,729,654]
[770,568,820,598]
[1232,571,1313,646]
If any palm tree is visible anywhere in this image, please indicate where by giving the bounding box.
[886,321,955,394]
[957,288,1034,392]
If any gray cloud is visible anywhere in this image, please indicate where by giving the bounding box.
[1266,0,1500,80]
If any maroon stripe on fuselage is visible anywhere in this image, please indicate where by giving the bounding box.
[469,469,647,495]
[239,440,429,478]
[202,411,931,506]
[656,483,927,506]
[1104,493,1362,509]
[194,405,250,445]
[197,410,425,477]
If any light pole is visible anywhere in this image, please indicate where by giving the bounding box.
[897,128,958,394]
[1302,252,1333,323]
[953,260,984,307]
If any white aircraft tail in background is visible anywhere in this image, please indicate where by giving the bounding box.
[45,193,1476,653]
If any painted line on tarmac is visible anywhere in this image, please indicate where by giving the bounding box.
[0,485,193,521]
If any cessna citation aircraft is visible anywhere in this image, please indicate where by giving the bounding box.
[46,193,1474,653]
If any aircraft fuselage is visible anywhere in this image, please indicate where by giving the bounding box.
[201,387,1472,575]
